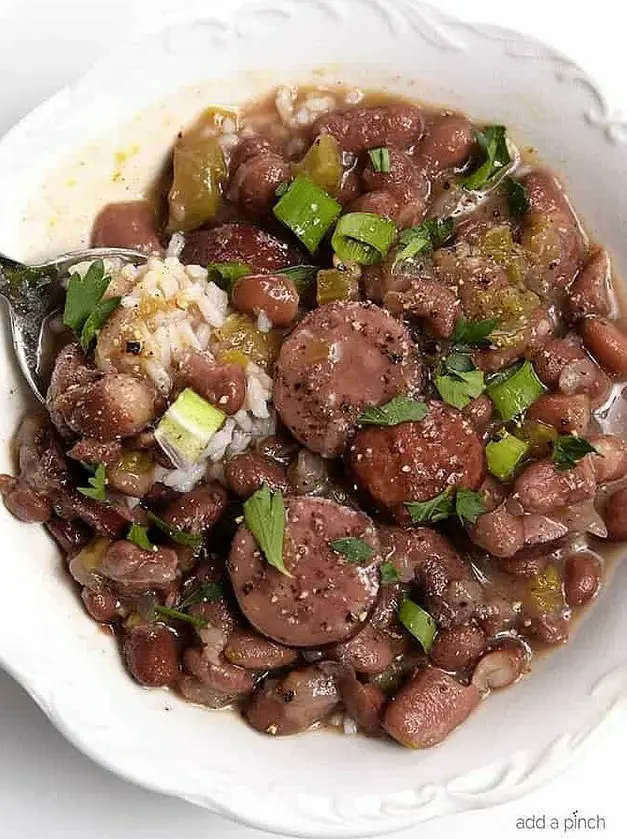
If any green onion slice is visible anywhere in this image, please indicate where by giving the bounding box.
[154,388,226,468]
[331,212,397,265]
[368,147,391,173]
[399,599,437,653]
[486,360,545,421]
[273,175,341,253]
[486,431,529,482]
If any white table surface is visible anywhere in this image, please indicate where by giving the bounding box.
[0,1,625,837]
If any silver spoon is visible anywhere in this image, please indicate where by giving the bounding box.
[0,248,149,403]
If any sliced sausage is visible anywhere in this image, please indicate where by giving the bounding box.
[514,457,597,514]
[228,497,381,647]
[313,104,424,153]
[225,452,290,498]
[527,393,591,435]
[177,350,246,415]
[348,402,485,522]
[564,553,602,607]
[273,301,423,458]
[124,624,179,687]
[245,664,340,735]
[567,247,612,320]
[520,169,586,293]
[383,667,480,748]
[232,273,299,326]
[580,316,627,377]
[181,222,302,271]
[224,630,298,670]
[92,200,164,256]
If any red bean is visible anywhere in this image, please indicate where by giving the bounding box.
[232,273,299,326]
[124,624,179,687]
[527,393,591,435]
[472,646,527,694]
[588,434,627,484]
[415,113,475,174]
[229,152,290,217]
[384,278,459,338]
[429,624,487,672]
[0,475,51,523]
[223,630,298,670]
[603,488,627,541]
[92,200,164,256]
[564,553,602,607]
[580,317,627,377]
[177,350,246,415]
[470,505,525,558]
[350,190,400,221]
[567,247,612,321]
[514,457,597,514]
[224,452,290,498]
[462,395,494,433]
[81,584,119,623]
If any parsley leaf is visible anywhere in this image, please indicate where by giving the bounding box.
[127,523,156,551]
[462,126,511,191]
[63,261,111,332]
[393,217,454,266]
[78,463,107,502]
[154,605,207,629]
[435,365,485,410]
[380,561,401,584]
[243,485,290,577]
[455,488,486,524]
[146,511,203,549]
[368,147,391,173]
[277,264,319,295]
[358,396,428,427]
[399,599,437,653]
[207,262,252,294]
[452,317,498,349]
[329,537,375,564]
[80,296,121,351]
[552,435,599,472]
[405,488,455,523]
[179,581,224,611]
[503,177,530,218]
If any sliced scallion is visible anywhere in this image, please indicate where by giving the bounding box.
[331,212,397,265]
[486,431,529,482]
[368,147,391,173]
[273,175,341,253]
[399,599,437,653]
[154,388,226,468]
[486,360,545,421]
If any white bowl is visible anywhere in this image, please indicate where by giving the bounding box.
[1,1,626,836]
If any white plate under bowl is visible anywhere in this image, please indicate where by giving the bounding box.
[1,1,626,836]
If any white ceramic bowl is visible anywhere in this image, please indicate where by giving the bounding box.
[1,1,626,836]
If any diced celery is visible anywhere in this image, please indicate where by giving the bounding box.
[212,313,281,371]
[316,267,360,305]
[513,419,558,458]
[167,132,226,233]
[528,565,563,614]
[155,388,226,467]
[294,135,343,196]
[486,360,545,421]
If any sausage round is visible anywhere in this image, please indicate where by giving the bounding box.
[228,496,381,647]
[348,401,485,522]
[181,223,302,271]
[273,301,423,458]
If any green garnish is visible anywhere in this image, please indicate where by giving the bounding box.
[331,212,397,265]
[486,360,545,421]
[127,522,157,551]
[80,296,121,351]
[405,488,454,524]
[435,357,485,410]
[275,180,290,198]
[393,217,454,266]
[154,388,226,468]
[486,431,530,482]
[179,581,225,611]
[274,175,341,253]
[329,537,375,564]
[207,262,252,293]
[277,264,319,296]
[154,605,208,629]
[146,511,204,549]
[503,177,530,218]
[243,485,290,577]
[451,317,498,349]
[63,261,119,350]
[462,125,511,190]
[455,488,486,525]
[380,561,401,584]
[551,435,599,472]
[357,396,428,427]
[399,600,437,653]
[368,147,391,173]
[78,463,107,502]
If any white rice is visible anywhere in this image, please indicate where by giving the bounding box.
[87,255,275,493]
